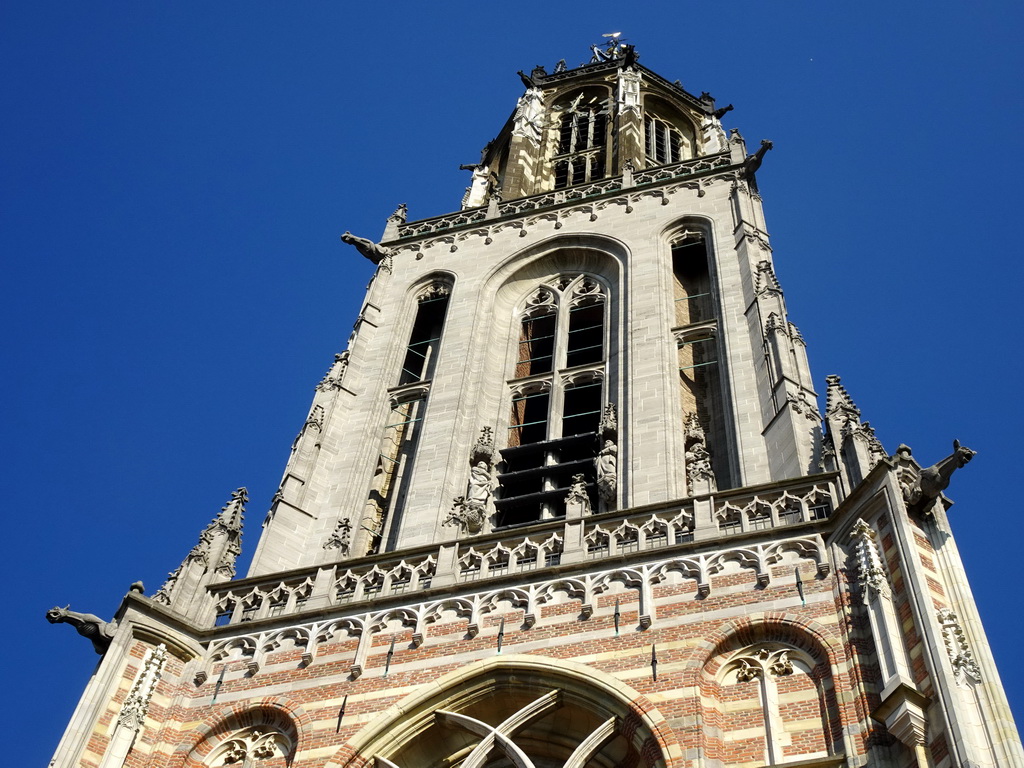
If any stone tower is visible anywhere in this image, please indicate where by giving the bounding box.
[49,43,1022,768]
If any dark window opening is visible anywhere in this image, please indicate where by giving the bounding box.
[566,304,604,368]
[672,239,713,326]
[545,552,562,567]
[508,391,550,447]
[674,236,730,490]
[399,293,450,385]
[554,105,607,189]
[495,434,598,528]
[516,315,556,377]
[562,382,603,437]
[554,161,569,189]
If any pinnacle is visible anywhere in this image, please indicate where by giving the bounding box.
[216,487,248,531]
[824,375,860,420]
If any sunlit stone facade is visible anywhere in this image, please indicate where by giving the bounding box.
[50,44,1022,768]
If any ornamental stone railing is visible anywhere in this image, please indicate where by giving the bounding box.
[391,151,735,242]
[204,472,841,630]
[195,523,833,684]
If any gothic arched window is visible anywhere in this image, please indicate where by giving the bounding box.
[552,90,608,189]
[643,97,695,168]
[671,229,729,491]
[706,643,839,766]
[496,276,607,527]
[359,279,452,556]
[398,281,451,385]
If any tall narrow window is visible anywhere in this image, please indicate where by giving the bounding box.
[672,233,729,489]
[399,284,450,385]
[359,281,452,555]
[552,91,608,189]
[496,276,608,527]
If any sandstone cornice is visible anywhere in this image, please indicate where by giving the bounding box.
[385,151,736,247]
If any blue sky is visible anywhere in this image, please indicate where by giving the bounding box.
[4,3,1023,765]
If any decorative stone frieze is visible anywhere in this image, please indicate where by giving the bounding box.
[937,607,982,685]
[116,644,167,733]
[849,519,889,601]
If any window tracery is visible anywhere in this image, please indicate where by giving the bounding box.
[496,275,608,527]
[552,91,609,189]
[707,641,837,766]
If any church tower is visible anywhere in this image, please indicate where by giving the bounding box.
[49,42,1022,768]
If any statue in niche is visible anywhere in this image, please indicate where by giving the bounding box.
[340,232,393,265]
[597,440,617,502]
[445,496,486,535]
[46,605,117,654]
[902,440,976,512]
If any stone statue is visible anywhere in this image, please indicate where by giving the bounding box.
[340,232,393,265]
[467,461,494,507]
[597,440,617,502]
[46,605,117,654]
[903,440,977,510]
[685,440,715,494]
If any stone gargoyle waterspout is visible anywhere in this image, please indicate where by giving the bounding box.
[901,439,977,512]
[46,605,117,654]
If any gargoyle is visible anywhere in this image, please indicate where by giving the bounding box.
[744,139,774,176]
[903,440,977,510]
[340,232,393,265]
[46,605,117,654]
